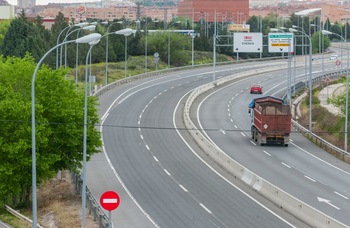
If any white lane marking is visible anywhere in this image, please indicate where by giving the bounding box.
[234,125,237,128]
[101,113,109,121]
[164,89,167,92]
[281,162,291,169]
[194,79,199,81]
[175,85,296,227]
[227,104,230,107]
[200,204,212,214]
[178,84,182,86]
[138,120,140,125]
[146,145,150,150]
[258,81,261,83]
[103,199,118,203]
[334,191,349,199]
[140,135,144,139]
[154,96,158,99]
[179,185,188,192]
[138,128,141,131]
[251,141,256,145]
[240,90,243,93]
[246,87,249,89]
[222,131,226,135]
[0,221,12,228]
[236,93,239,96]
[153,156,159,162]
[304,175,316,182]
[291,142,350,176]
[139,114,142,119]
[164,169,171,176]
[228,113,231,116]
[241,132,245,136]
[263,150,271,156]
[171,86,174,89]
[230,119,233,122]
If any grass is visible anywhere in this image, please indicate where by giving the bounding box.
[65,51,232,94]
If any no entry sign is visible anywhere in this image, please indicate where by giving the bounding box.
[100,191,120,211]
[336,60,341,66]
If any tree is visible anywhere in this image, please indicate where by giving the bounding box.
[0,20,11,50]
[0,54,102,206]
[311,31,331,53]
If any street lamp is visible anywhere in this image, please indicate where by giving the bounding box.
[191,33,196,67]
[123,20,140,78]
[293,25,308,87]
[323,30,349,152]
[76,25,96,85]
[31,33,102,228]
[168,21,181,69]
[311,24,325,81]
[290,27,313,132]
[145,19,159,73]
[106,21,123,85]
[331,23,343,72]
[271,27,292,106]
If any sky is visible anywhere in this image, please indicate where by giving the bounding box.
[7,0,84,6]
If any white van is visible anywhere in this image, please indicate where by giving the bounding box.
[330,55,338,60]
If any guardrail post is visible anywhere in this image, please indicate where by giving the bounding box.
[105,222,109,228]
[89,199,93,214]
[75,175,78,190]
[99,214,103,228]
[93,206,97,221]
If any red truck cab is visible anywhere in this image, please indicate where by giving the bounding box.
[248,96,291,146]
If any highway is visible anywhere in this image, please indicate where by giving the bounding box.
[196,62,350,225]
[88,56,347,227]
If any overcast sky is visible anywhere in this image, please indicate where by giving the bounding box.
[7,0,80,6]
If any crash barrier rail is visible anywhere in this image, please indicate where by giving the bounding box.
[281,69,350,162]
[183,64,348,227]
[93,53,330,98]
[72,172,111,228]
[5,204,44,228]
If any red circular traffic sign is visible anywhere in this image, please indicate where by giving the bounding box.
[100,191,120,211]
[336,60,341,66]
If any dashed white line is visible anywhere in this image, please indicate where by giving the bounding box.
[186,81,190,83]
[139,114,142,119]
[236,94,239,96]
[227,109,230,112]
[228,113,231,117]
[281,162,291,168]
[246,87,249,89]
[222,131,226,135]
[164,169,171,176]
[138,127,141,131]
[146,145,150,150]
[153,156,158,162]
[234,125,237,128]
[138,120,140,125]
[334,191,349,199]
[159,92,162,95]
[251,141,256,145]
[200,204,212,214]
[263,150,271,156]
[240,90,243,93]
[164,89,167,92]
[227,104,230,107]
[230,119,233,122]
[178,84,182,86]
[179,185,188,192]
[171,87,174,89]
[241,132,245,136]
[140,135,144,139]
[194,79,199,81]
[304,175,316,182]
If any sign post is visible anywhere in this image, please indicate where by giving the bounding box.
[336,60,341,68]
[154,52,159,71]
[100,191,120,228]
[268,33,294,53]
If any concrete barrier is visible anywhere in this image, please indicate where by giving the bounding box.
[183,65,349,228]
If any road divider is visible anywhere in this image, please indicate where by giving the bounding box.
[183,65,348,228]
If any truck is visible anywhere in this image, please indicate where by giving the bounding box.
[248,96,291,146]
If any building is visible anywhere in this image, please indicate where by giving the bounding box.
[17,0,35,8]
[177,0,249,22]
[0,5,15,19]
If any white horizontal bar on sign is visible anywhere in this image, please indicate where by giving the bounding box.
[103,199,118,203]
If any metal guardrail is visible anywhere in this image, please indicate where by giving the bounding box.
[5,205,44,228]
[282,69,350,162]
[72,172,111,228]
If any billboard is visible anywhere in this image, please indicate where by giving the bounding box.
[234,33,262,53]
[228,24,250,32]
[268,33,294,53]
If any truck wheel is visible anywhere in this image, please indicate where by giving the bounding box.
[284,144,289,147]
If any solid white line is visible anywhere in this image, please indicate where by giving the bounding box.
[334,191,349,199]
[0,221,12,228]
[200,204,212,214]
[153,156,158,162]
[146,145,150,150]
[179,185,188,192]
[164,169,171,176]
[103,199,118,203]
[101,112,109,121]
[251,141,256,145]
[281,162,291,169]
[140,135,144,139]
[304,175,316,182]
[263,150,271,156]
[241,132,245,136]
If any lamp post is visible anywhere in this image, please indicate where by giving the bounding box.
[293,25,308,87]
[191,33,196,67]
[74,25,96,85]
[323,30,349,152]
[168,21,181,69]
[290,28,313,132]
[331,23,343,72]
[271,27,292,106]
[106,21,123,85]
[56,24,75,70]
[311,24,325,80]
[124,20,140,78]
[31,33,102,228]
[145,19,159,73]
